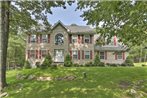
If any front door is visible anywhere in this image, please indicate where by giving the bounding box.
[54,49,64,62]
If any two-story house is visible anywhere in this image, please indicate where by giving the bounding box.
[26,21,128,67]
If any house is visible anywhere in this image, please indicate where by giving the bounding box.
[26,21,128,67]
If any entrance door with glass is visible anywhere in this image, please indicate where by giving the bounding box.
[54,49,64,62]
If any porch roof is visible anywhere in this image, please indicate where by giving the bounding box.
[95,45,128,51]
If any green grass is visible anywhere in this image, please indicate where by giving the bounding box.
[134,62,147,67]
[3,67,147,98]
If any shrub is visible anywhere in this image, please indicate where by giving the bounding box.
[41,53,52,68]
[98,62,105,67]
[64,54,72,67]
[122,56,134,66]
[35,62,41,68]
[24,60,31,69]
[107,63,118,67]
[94,54,101,66]
[85,61,94,67]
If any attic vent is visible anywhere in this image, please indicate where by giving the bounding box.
[70,24,78,26]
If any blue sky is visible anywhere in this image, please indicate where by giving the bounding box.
[47,2,87,26]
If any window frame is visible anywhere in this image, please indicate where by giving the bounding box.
[72,50,78,59]
[30,50,35,58]
[99,51,105,59]
[117,52,122,60]
[85,51,90,59]
[30,34,36,43]
[42,35,48,43]
[72,35,78,43]
[84,35,90,43]
[55,33,64,45]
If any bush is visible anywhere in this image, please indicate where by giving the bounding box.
[35,62,40,68]
[107,63,118,67]
[64,54,72,67]
[122,56,134,66]
[94,54,101,66]
[41,53,52,69]
[24,60,31,69]
[85,62,94,67]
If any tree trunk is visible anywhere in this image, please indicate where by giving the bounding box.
[0,1,10,90]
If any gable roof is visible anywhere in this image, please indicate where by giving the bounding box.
[51,20,95,34]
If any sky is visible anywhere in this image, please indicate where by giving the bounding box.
[47,2,88,26]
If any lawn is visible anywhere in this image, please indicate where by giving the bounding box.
[3,67,147,98]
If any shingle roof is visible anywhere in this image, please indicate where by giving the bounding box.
[65,25,95,34]
[95,45,128,51]
[52,21,95,34]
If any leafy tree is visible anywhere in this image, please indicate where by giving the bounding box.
[94,54,101,66]
[122,56,134,66]
[41,53,52,68]
[77,1,147,46]
[0,1,74,89]
[64,54,72,67]
[24,60,31,69]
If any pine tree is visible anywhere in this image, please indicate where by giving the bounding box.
[64,54,72,67]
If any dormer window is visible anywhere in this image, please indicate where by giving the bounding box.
[84,35,90,43]
[30,34,36,43]
[42,35,48,43]
[72,35,77,43]
[55,34,64,45]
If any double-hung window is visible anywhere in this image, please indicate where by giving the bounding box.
[84,35,90,43]
[117,52,122,59]
[30,50,35,58]
[30,35,36,43]
[72,35,77,43]
[100,52,105,59]
[42,35,48,43]
[85,51,90,59]
[72,50,78,59]
[41,50,47,58]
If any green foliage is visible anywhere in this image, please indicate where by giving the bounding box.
[64,54,72,67]
[24,60,31,69]
[122,56,134,66]
[41,53,52,68]
[77,1,147,46]
[94,54,101,66]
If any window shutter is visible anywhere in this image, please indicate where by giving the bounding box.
[90,50,92,59]
[36,50,38,59]
[78,35,80,44]
[115,52,117,60]
[78,50,80,60]
[82,35,84,44]
[28,50,30,59]
[28,34,30,43]
[39,50,41,59]
[36,35,39,43]
[48,34,50,43]
[70,50,72,59]
[122,52,125,60]
[82,50,84,59]
[40,34,42,43]
[90,35,93,44]
[105,51,107,60]
[69,35,72,44]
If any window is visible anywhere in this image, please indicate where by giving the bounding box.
[117,52,122,59]
[72,50,78,59]
[30,50,35,58]
[42,35,48,43]
[72,35,77,43]
[100,52,105,59]
[55,34,64,45]
[85,51,90,59]
[30,35,36,43]
[41,50,47,58]
[84,35,90,43]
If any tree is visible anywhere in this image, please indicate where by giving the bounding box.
[64,54,72,67]
[0,1,74,89]
[41,53,52,68]
[94,53,101,66]
[77,1,147,46]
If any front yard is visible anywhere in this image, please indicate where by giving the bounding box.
[3,67,147,98]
